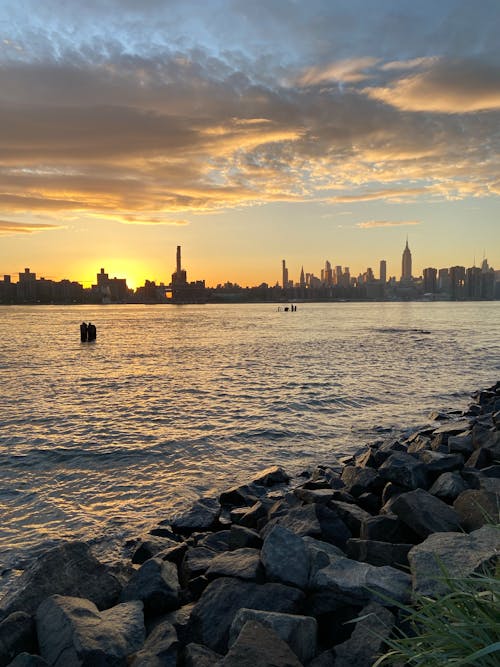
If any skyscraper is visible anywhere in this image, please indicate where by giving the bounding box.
[282,260,289,289]
[300,266,306,288]
[401,239,412,282]
[171,246,187,285]
[379,260,387,284]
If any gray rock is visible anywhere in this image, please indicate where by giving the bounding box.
[311,557,411,606]
[307,650,335,666]
[188,577,304,653]
[206,549,263,581]
[229,609,316,664]
[453,489,500,531]
[196,531,231,553]
[465,448,492,469]
[220,484,265,507]
[333,602,395,667]
[327,501,372,536]
[315,504,351,549]
[360,514,418,544]
[162,603,194,644]
[222,620,302,667]
[433,420,472,436]
[428,472,468,502]
[417,451,464,476]
[5,655,48,667]
[120,558,179,615]
[251,466,290,486]
[183,643,222,667]
[155,542,188,566]
[132,537,179,565]
[302,536,344,583]
[261,525,309,589]
[341,467,380,497]
[0,542,121,619]
[0,612,36,667]
[447,431,474,455]
[408,524,500,596]
[345,539,411,569]
[229,525,262,550]
[36,595,145,667]
[262,504,322,539]
[391,488,461,538]
[129,620,178,667]
[182,547,217,581]
[232,501,268,529]
[294,488,335,504]
[378,453,428,490]
[170,498,221,535]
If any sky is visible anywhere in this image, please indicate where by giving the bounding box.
[0,0,499,288]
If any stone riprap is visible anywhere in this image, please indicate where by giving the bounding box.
[0,385,499,666]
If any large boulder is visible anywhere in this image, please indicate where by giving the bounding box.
[129,620,178,667]
[132,537,179,565]
[360,514,418,544]
[310,557,411,607]
[261,526,309,589]
[416,451,464,476]
[229,526,262,550]
[408,524,500,596]
[453,489,500,531]
[4,655,48,666]
[333,602,395,667]
[36,595,145,667]
[378,453,428,490]
[340,467,380,497]
[206,549,263,582]
[390,489,461,538]
[0,612,36,667]
[187,577,304,653]
[251,466,290,487]
[302,537,344,584]
[183,643,222,667]
[327,501,372,536]
[222,620,302,667]
[345,539,411,569]
[120,558,179,615]
[170,498,221,535]
[261,504,322,539]
[0,542,121,618]
[229,609,316,663]
[428,472,468,502]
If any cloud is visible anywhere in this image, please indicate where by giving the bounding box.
[356,220,421,229]
[366,59,500,113]
[0,219,62,234]
[296,57,379,86]
[328,187,433,203]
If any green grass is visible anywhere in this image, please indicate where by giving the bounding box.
[374,564,500,666]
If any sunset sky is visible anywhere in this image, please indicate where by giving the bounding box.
[1,0,499,288]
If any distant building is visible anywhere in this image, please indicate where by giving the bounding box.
[172,246,188,285]
[379,260,387,284]
[401,239,412,282]
[423,267,437,293]
[93,267,129,302]
[282,259,289,289]
[299,266,306,288]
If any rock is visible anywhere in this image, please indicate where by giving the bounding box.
[196,531,231,553]
[36,595,145,667]
[232,501,268,529]
[428,472,469,502]
[294,488,335,504]
[447,431,474,455]
[5,655,49,667]
[381,482,406,505]
[408,524,500,596]
[481,465,500,478]
[416,451,464,476]
[433,420,472,437]
[170,498,221,535]
[183,642,222,667]
[311,557,411,606]
[220,484,265,507]
[129,620,178,667]
[340,467,380,497]
[360,514,418,544]
[327,501,372,536]
[261,526,309,589]
[453,489,500,531]
[229,609,316,664]
[378,453,428,490]
[182,547,217,581]
[307,649,335,666]
[345,539,411,569]
[472,424,497,449]
[132,537,179,565]
[302,537,344,583]
[120,558,180,615]
[0,542,121,618]
[465,448,492,469]
[315,504,351,549]
[406,435,432,454]
[332,602,395,667]
[0,612,36,667]
[390,488,461,538]
[229,525,262,550]
[355,492,380,514]
[187,577,304,653]
[251,466,290,486]
[206,549,263,582]
[222,620,302,667]
[156,542,188,566]
[262,504,322,539]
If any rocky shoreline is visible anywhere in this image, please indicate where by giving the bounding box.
[0,383,499,666]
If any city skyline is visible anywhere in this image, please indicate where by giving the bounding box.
[0,1,499,287]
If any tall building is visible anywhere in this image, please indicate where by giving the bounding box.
[299,266,306,288]
[282,260,289,289]
[401,239,412,282]
[324,260,333,286]
[172,246,187,285]
[379,260,387,284]
[423,267,437,293]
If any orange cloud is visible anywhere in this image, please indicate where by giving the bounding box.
[0,219,62,234]
[356,220,421,229]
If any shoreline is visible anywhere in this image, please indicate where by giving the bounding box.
[0,382,498,665]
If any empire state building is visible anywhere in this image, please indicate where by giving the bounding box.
[401,239,412,282]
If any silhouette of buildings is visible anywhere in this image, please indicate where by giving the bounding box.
[401,239,412,282]
[167,246,206,303]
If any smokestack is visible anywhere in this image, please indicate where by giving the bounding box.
[176,246,181,273]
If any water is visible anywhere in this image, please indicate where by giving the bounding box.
[0,301,499,584]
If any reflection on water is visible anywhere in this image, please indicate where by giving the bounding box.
[0,302,499,576]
